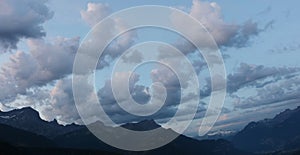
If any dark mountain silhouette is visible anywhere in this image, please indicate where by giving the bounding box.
[0,107,248,154]
[0,107,82,139]
[0,123,54,148]
[232,106,300,153]
[54,121,116,152]
[0,141,120,155]
[55,120,249,155]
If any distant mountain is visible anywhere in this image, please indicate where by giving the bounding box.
[0,107,83,138]
[232,106,300,153]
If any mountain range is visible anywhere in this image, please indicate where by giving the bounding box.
[0,107,82,139]
[232,106,300,153]
[1,106,300,154]
[0,107,247,155]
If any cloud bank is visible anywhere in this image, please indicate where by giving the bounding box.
[0,37,79,103]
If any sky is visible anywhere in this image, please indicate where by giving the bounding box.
[0,0,300,137]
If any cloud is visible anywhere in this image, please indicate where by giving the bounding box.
[269,42,300,53]
[0,51,36,102]
[95,69,185,124]
[98,72,155,123]
[227,63,300,93]
[0,37,79,102]
[0,0,53,52]
[28,37,79,78]
[122,49,144,64]
[257,6,272,16]
[211,98,300,132]
[46,78,80,124]
[80,3,111,27]
[234,74,300,109]
[0,76,99,125]
[172,0,266,50]
[27,73,150,125]
[199,63,300,110]
[0,2,137,124]
[201,74,227,97]
[80,3,137,70]
[195,63,300,132]
[0,0,295,136]
[189,0,239,47]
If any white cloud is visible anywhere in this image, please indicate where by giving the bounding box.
[80,3,111,27]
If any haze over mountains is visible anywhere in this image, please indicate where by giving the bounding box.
[0,106,300,154]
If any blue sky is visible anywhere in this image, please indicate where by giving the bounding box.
[39,0,300,68]
[0,0,300,137]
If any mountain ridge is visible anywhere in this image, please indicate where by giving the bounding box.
[0,107,247,154]
[4,106,300,154]
[232,106,300,153]
[0,107,83,138]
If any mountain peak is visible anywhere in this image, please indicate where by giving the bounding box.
[270,106,300,125]
[0,107,40,118]
[0,107,82,138]
[19,107,39,114]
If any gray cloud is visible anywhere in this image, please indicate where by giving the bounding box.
[269,42,300,53]
[46,79,80,124]
[227,63,300,93]
[234,74,300,109]
[0,37,79,102]
[1,77,97,125]
[80,2,137,70]
[212,98,300,132]
[0,2,138,124]
[200,63,300,102]
[97,72,174,124]
[122,49,144,64]
[171,0,269,53]
[200,74,227,97]
[92,67,185,124]
[0,0,53,52]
